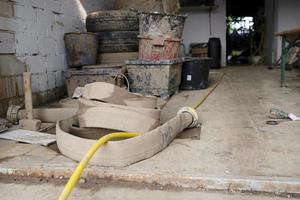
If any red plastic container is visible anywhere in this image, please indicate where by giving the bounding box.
[138,35,181,60]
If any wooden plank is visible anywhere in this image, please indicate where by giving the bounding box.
[275,27,300,37]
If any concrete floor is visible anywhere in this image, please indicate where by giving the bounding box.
[0,66,300,198]
[0,179,297,200]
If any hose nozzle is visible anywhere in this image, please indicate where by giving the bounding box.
[177,107,199,128]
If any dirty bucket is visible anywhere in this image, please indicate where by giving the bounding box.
[126,58,183,98]
[138,35,181,60]
[139,12,187,38]
[64,64,126,96]
[64,32,98,68]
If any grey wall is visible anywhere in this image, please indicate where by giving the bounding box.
[181,0,227,66]
[79,0,115,13]
[0,0,106,117]
[273,0,300,61]
[265,0,276,64]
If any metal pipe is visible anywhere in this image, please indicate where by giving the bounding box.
[7,106,78,123]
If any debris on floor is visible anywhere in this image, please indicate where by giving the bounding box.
[269,108,300,121]
[56,80,199,167]
[269,108,289,119]
[0,119,8,133]
[0,129,56,146]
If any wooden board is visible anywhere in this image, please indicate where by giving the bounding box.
[275,27,300,36]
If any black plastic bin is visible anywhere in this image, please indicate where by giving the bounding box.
[180,57,213,90]
[208,37,221,69]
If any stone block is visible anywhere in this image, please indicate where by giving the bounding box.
[0,31,15,54]
[0,0,14,18]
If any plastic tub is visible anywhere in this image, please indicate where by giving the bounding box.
[180,57,213,90]
[126,58,183,98]
[138,35,181,60]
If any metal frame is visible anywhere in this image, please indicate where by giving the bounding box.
[280,35,300,87]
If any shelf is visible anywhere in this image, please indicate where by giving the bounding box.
[180,5,218,12]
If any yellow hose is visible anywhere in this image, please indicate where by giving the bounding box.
[58,72,226,200]
[192,71,225,109]
[58,132,140,200]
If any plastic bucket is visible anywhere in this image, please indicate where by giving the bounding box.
[138,35,181,60]
[64,32,98,68]
[139,12,187,38]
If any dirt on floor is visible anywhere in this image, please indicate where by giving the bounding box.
[0,66,299,198]
[0,176,297,200]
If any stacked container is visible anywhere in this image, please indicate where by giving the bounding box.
[126,12,187,98]
[86,10,139,64]
[63,10,139,96]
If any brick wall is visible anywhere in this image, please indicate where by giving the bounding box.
[0,0,94,117]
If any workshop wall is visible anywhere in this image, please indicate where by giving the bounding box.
[0,0,113,117]
[274,0,300,61]
[181,0,226,66]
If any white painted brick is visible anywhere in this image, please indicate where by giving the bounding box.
[55,70,64,87]
[19,20,48,35]
[0,32,15,54]
[37,8,55,23]
[59,15,75,33]
[55,38,65,55]
[45,0,63,14]
[41,73,49,91]
[15,32,39,55]
[71,17,84,31]
[47,71,56,89]
[4,17,48,34]
[12,0,45,9]
[14,4,37,21]
[63,0,80,17]
[45,55,61,72]
[48,23,64,41]
[25,55,47,73]
[0,16,24,32]
[30,0,45,9]
[31,73,40,93]
[37,36,57,56]
[58,54,68,70]
[31,73,47,92]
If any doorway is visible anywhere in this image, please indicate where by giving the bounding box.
[226,0,265,65]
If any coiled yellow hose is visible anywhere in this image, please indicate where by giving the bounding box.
[58,71,225,200]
